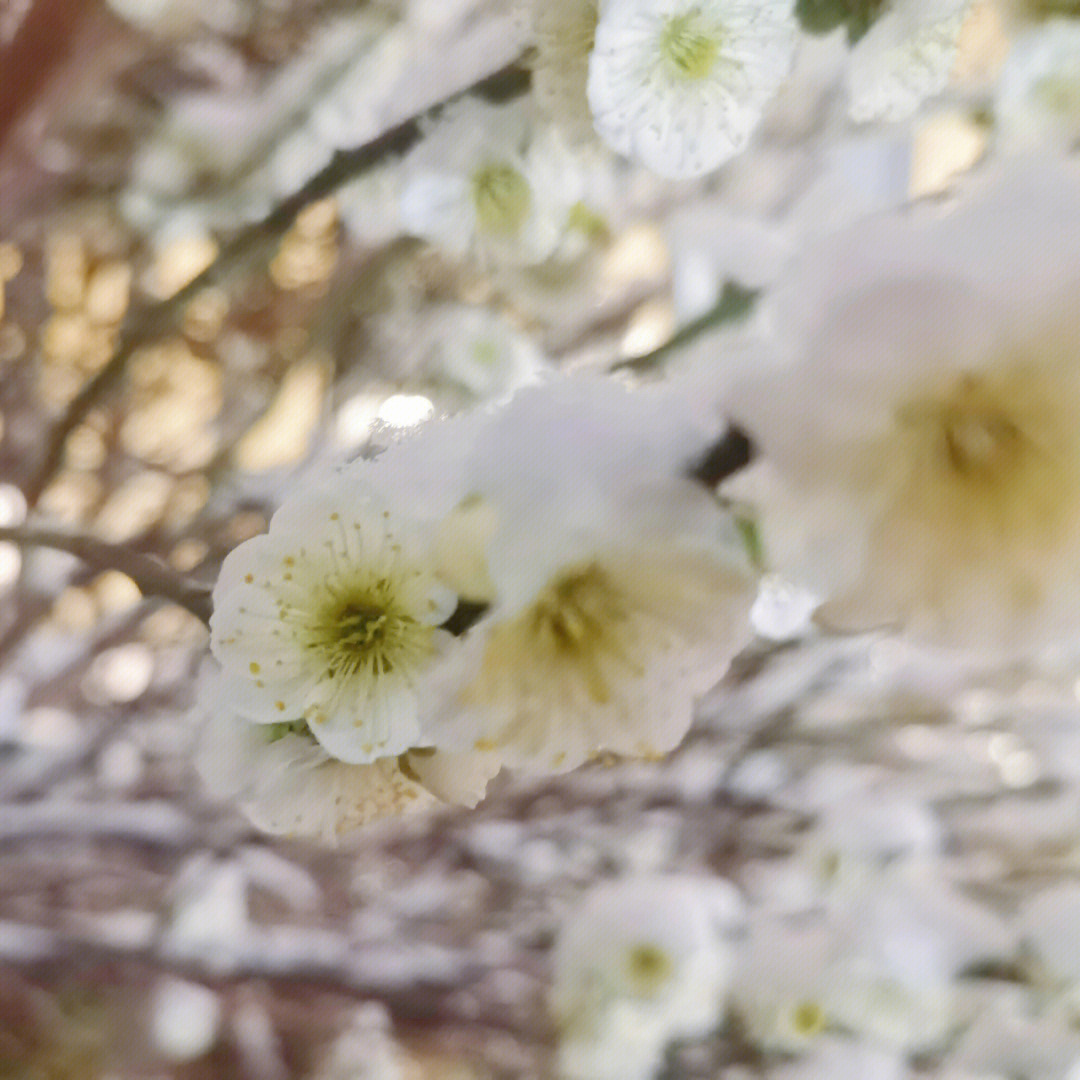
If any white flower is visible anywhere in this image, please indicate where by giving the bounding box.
[586,0,798,178]
[209,483,458,764]
[551,877,739,1080]
[151,978,221,1063]
[313,1005,404,1080]
[392,302,550,409]
[846,0,972,123]
[196,668,499,840]
[995,18,1080,151]
[399,99,583,264]
[420,377,755,772]
[425,483,754,771]
[732,917,838,1053]
[724,158,1080,655]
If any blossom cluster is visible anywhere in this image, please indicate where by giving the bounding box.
[522,0,977,179]
[198,377,757,838]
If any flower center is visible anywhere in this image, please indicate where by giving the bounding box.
[625,943,674,995]
[658,12,722,80]
[898,373,1031,482]
[532,566,612,648]
[472,339,500,368]
[1034,74,1080,117]
[338,602,389,650]
[527,564,638,704]
[790,1000,827,1036]
[308,595,428,680]
[471,163,532,234]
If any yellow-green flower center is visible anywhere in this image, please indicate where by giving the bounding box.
[625,942,675,995]
[527,564,636,703]
[472,340,500,368]
[790,1000,828,1037]
[471,162,532,234]
[1034,73,1080,116]
[898,372,1030,481]
[659,12,722,80]
[307,593,430,680]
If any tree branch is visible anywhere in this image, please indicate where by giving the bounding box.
[22,54,533,508]
[613,281,759,376]
[0,525,212,624]
[0,0,95,156]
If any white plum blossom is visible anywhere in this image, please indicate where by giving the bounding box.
[197,711,436,837]
[1018,883,1080,1000]
[425,484,755,771]
[415,377,756,772]
[209,484,458,764]
[995,18,1080,151]
[195,672,500,840]
[845,0,972,123]
[551,876,739,1080]
[419,409,755,771]
[586,0,798,178]
[393,302,550,409]
[823,872,1011,1053]
[732,916,838,1053]
[724,158,1080,655]
[942,988,1080,1080]
[399,99,584,264]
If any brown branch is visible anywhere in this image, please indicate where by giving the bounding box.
[22,55,533,508]
[0,0,95,155]
[613,281,759,376]
[0,524,212,623]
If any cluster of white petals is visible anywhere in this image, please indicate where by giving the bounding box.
[200,375,756,836]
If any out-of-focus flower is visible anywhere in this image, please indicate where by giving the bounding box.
[824,872,1011,1053]
[196,668,499,840]
[845,0,972,122]
[587,0,798,178]
[209,484,458,764]
[724,158,1080,655]
[312,1005,404,1080]
[150,978,221,1062]
[733,916,838,1053]
[551,876,740,1080]
[399,99,584,264]
[392,303,550,409]
[995,19,1080,150]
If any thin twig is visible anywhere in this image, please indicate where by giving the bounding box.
[0,525,212,623]
[22,55,533,508]
[612,281,759,375]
